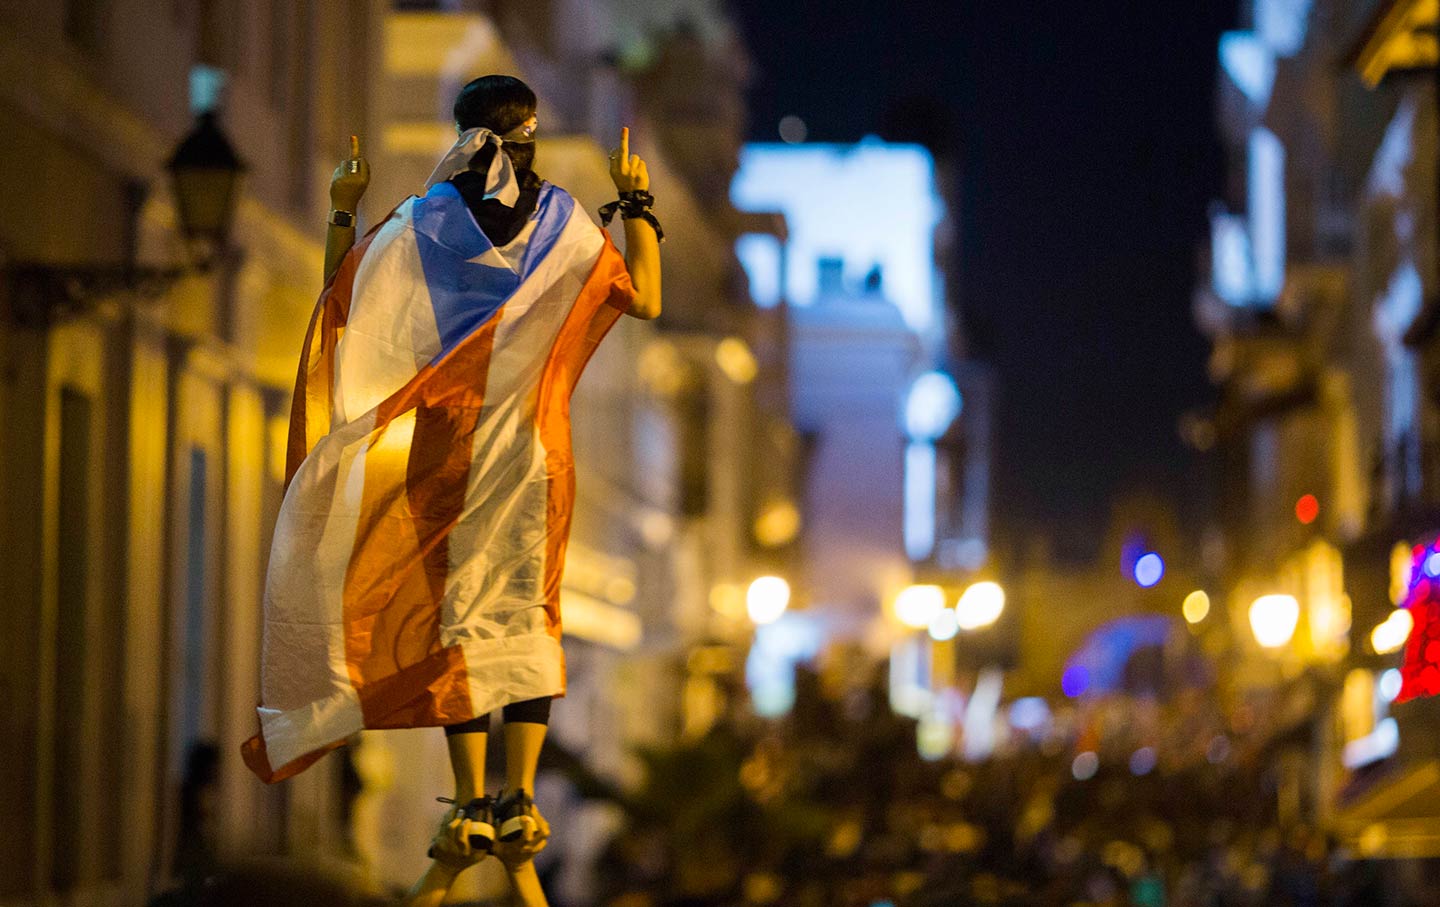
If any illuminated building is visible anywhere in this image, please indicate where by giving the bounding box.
[731,139,993,744]
[1193,0,1440,860]
[0,0,795,900]
[0,2,374,899]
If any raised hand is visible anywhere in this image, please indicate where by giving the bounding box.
[330,134,370,212]
[492,802,550,871]
[608,126,649,193]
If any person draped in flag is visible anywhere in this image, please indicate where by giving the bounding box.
[243,73,661,887]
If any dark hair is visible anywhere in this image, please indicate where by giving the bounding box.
[453,74,535,134]
[453,75,537,172]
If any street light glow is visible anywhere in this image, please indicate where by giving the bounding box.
[895,584,945,629]
[1182,590,1211,624]
[747,576,791,625]
[1249,594,1300,648]
[1370,608,1414,655]
[928,607,960,641]
[955,581,1005,630]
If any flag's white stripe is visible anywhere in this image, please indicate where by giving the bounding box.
[334,201,441,425]
[258,408,378,766]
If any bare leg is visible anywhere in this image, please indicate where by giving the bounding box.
[445,729,489,851]
[503,722,546,795]
[498,722,550,853]
[446,730,488,802]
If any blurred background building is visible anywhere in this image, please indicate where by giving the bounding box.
[1193,0,1440,873]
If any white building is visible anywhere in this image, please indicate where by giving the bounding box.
[731,140,992,715]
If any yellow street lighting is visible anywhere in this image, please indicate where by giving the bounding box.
[956,581,1005,631]
[746,576,790,625]
[928,608,960,641]
[895,584,946,629]
[1370,608,1414,655]
[1249,594,1300,649]
[1182,590,1211,624]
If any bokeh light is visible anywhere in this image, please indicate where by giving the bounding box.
[1133,552,1164,588]
[1249,594,1300,648]
[1182,590,1211,624]
[777,114,807,144]
[1129,747,1157,776]
[1061,664,1090,698]
[1071,751,1099,781]
[1370,608,1414,655]
[928,607,960,641]
[955,581,1005,630]
[1295,493,1319,525]
[1425,550,1440,579]
[1379,667,1404,702]
[904,370,963,441]
[746,576,791,625]
[1008,697,1051,732]
[895,584,945,629]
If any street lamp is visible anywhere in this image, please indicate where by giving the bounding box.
[955,580,1005,630]
[746,576,790,625]
[1249,594,1300,649]
[167,109,246,252]
[4,108,245,328]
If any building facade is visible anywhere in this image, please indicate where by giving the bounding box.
[1197,0,1440,858]
[731,140,996,755]
[0,1,382,903]
[0,1,793,904]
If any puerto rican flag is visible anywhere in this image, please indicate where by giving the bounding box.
[243,169,634,782]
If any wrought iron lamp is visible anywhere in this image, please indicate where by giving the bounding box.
[3,108,246,328]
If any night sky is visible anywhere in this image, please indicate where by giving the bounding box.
[729,0,1239,559]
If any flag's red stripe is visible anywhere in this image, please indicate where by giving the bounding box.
[285,219,387,484]
[535,237,634,695]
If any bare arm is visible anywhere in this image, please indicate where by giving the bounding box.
[608,127,662,320]
[324,134,370,284]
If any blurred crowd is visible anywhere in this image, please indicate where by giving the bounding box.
[586,669,1410,907]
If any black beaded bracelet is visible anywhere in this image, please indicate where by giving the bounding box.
[599,191,665,242]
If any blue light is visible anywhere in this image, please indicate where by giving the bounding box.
[1219,32,1275,106]
[904,442,937,560]
[1133,552,1165,588]
[1061,664,1090,698]
[1129,746,1157,776]
[1380,668,1404,703]
[1210,211,1254,305]
[1248,128,1286,302]
[1009,697,1051,732]
[1424,551,1440,579]
[904,370,963,441]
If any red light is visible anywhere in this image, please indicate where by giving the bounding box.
[1295,494,1319,525]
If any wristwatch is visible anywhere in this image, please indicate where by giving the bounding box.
[328,209,355,227]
